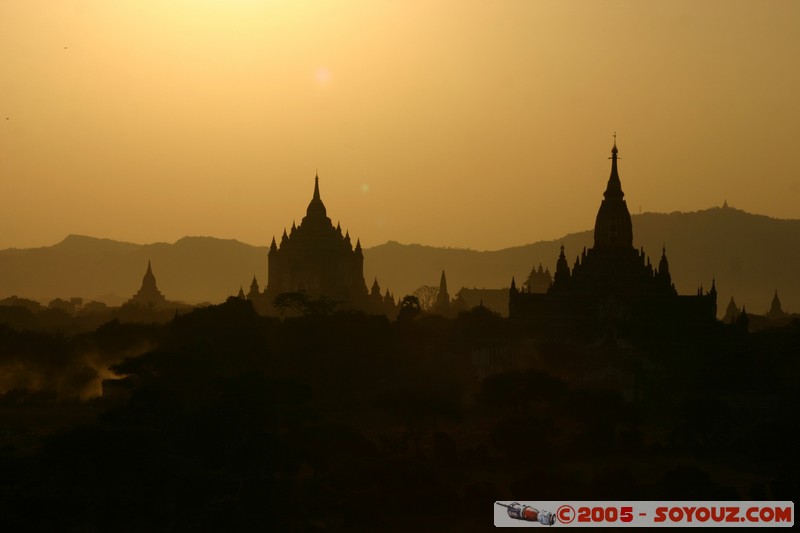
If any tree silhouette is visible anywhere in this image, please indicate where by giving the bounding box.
[273,291,337,316]
[397,295,422,322]
[412,285,439,310]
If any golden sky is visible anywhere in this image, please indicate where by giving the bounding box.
[1,0,798,251]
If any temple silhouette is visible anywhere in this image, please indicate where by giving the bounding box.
[431,270,451,315]
[525,263,553,294]
[115,260,191,323]
[128,260,168,308]
[246,174,395,315]
[767,290,787,320]
[509,140,717,335]
[369,278,399,317]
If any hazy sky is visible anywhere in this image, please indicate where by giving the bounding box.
[1,0,798,251]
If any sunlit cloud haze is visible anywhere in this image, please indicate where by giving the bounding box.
[0,0,798,250]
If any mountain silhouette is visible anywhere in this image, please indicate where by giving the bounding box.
[0,206,797,314]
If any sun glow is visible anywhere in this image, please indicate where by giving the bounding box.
[315,67,332,87]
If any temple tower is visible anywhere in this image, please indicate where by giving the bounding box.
[593,137,633,250]
[265,173,368,308]
[130,260,168,308]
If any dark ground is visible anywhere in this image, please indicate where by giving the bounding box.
[0,298,797,531]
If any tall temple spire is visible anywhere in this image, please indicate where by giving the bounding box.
[593,136,633,249]
[305,172,328,221]
[435,270,450,312]
[604,134,624,199]
[141,260,158,290]
[553,244,571,287]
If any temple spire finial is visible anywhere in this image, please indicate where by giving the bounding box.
[305,171,328,220]
[604,134,623,199]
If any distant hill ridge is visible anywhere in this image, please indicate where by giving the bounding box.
[0,206,797,315]
[0,234,268,305]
